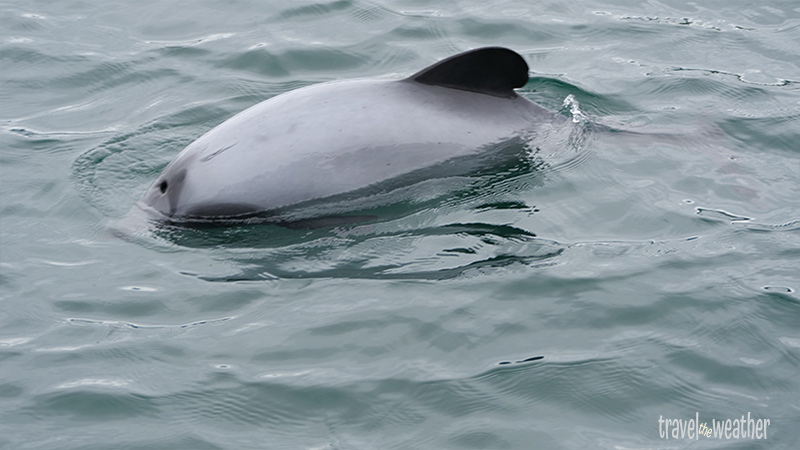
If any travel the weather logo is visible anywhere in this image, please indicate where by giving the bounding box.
[658,412,770,440]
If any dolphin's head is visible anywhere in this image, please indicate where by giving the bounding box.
[140,166,186,218]
[140,152,260,222]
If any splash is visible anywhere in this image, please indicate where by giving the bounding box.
[562,94,586,123]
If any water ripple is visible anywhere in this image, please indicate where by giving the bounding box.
[190,223,566,281]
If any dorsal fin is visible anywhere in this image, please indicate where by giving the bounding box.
[407,47,529,99]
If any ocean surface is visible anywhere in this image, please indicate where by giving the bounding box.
[1,1,799,448]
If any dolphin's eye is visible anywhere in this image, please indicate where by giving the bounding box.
[159,180,168,193]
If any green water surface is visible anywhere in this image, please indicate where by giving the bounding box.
[1,1,799,449]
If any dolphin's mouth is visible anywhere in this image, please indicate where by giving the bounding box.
[182,202,264,219]
[139,176,267,225]
[141,201,266,224]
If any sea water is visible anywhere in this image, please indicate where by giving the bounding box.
[1,1,799,448]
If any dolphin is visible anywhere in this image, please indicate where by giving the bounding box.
[137,47,562,224]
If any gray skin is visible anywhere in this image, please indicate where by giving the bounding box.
[138,47,561,223]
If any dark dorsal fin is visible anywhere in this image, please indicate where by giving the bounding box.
[407,47,529,99]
